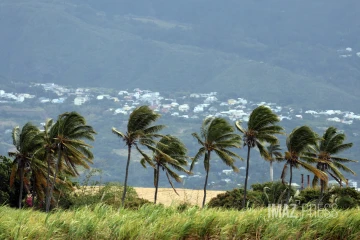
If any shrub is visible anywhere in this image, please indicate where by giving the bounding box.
[208,189,264,210]
[208,182,297,210]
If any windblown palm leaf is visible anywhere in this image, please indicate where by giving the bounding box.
[191,117,242,207]
[235,105,283,208]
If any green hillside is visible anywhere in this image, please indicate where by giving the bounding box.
[0,0,360,110]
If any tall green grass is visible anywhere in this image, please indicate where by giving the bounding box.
[0,204,359,239]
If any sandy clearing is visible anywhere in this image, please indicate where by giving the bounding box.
[135,187,225,206]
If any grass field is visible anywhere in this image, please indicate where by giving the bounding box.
[1,204,359,239]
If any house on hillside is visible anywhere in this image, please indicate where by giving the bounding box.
[178,104,190,112]
[74,96,88,106]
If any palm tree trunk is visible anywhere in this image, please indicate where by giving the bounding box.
[19,165,24,209]
[47,147,62,212]
[121,144,132,207]
[202,151,211,208]
[242,146,251,209]
[45,151,51,212]
[317,164,325,208]
[31,176,35,208]
[154,163,160,204]
[202,166,209,208]
[287,164,293,204]
[270,161,273,182]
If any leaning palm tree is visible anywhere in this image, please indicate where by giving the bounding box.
[9,122,42,208]
[265,144,282,182]
[191,117,242,208]
[147,135,189,204]
[280,126,327,204]
[112,105,165,206]
[46,112,96,212]
[235,105,283,208]
[310,127,357,201]
[37,118,56,212]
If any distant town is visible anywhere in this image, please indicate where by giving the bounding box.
[1,82,360,127]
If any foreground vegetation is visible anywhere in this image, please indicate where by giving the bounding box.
[0,204,359,240]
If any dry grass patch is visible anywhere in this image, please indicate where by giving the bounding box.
[135,187,225,206]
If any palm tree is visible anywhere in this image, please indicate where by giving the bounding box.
[280,126,327,204]
[235,105,283,208]
[38,118,56,211]
[265,144,282,182]
[112,105,165,206]
[46,112,96,211]
[191,117,242,208]
[9,123,42,208]
[148,135,189,204]
[310,127,357,201]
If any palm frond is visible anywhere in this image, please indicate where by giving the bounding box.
[235,121,246,134]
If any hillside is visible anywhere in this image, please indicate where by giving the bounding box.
[0,0,360,111]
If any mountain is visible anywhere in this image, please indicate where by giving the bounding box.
[0,0,360,111]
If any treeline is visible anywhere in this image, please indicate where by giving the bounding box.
[0,105,357,210]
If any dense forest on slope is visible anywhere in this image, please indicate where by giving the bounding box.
[0,0,360,110]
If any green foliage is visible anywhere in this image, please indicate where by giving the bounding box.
[252,181,293,205]
[296,188,322,204]
[69,182,144,210]
[0,156,15,206]
[296,187,360,209]
[208,181,294,210]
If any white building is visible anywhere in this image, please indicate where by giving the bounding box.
[193,105,204,113]
[204,96,218,104]
[74,97,88,106]
[178,104,190,112]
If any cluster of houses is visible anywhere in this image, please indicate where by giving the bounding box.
[1,83,360,128]
[0,90,35,103]
[337,47,360,58]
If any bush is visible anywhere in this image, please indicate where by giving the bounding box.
[124,197,152,210]
[208,182,297,210]
[295,186,360,209]
[208,189,264,210]
[336,196,357,209]
[252,181,293,205]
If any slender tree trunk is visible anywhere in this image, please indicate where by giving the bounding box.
[154,163,160,204]
[202,169,209,208]
[31,176,35,208]
[47,147,62,212]
[202,151,211,208]
[287,164,293,204]
[270,161,273,182]
[45,151,51,212]
[317,164,325,208]
[19,165,24,209]
[242,146,251,209]
[121,145,132,207]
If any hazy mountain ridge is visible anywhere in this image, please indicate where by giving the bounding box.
[1,0,360,111]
